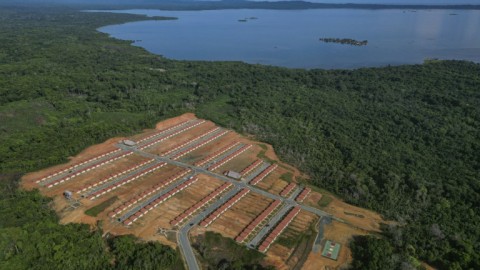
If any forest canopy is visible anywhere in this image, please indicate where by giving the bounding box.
[0,5,478,270]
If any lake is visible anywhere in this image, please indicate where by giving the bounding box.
[96,9,480,69]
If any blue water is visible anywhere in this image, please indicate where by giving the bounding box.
[97,9,480,69]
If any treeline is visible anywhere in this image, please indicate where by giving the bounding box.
[0,174,183,270]
[0,6,479,270]
[3,1,480,10]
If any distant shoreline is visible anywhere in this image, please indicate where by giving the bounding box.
[16,1,480,11]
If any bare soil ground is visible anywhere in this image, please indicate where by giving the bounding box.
[49,154,151,196]
[256,169,290,195]
[207,192,274,238]
[145,122,217,155]
[302,220,369,270]
[127,113,196,143]
[268,211,318,267]
[209,148,257,174]
[21,113,388,270]
[123,174,224,235]
[22,137,125,190]
[155,113,197,130]
[306,192,385,232]
[178,133,239,165]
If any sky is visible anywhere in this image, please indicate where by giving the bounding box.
[217,0,480,4]
[6,0,480,5]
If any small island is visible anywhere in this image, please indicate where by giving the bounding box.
[238,17,259,22]
[319,38,368,46]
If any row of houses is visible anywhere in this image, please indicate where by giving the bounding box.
[46,151,133,188]
[194,141,241,167]
[88,161,167,200]
[108,169,191,219]
[280,182,297,197]
[200,188,250,227]
[162,127,221,156]
[258,207,301,253]
[170,182,233,226]
[295,187,311,202]
[135,119,192,144]
[249,164,278,185]
[208,145,252,171]
[37,148,121,184]
[171,130,229,160]
[240,159,263,176]
[77,159,155,194]
[138,120,205,150]
[235,200,282,243]
[123,176,199,226]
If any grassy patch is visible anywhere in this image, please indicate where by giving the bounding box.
[195,231,268,269]
[344,211,365,218]
[284,222,317,269]
[277,234,301,249]
[257,144,292,171]
[317,195,333,208]
[279,164,294,172]
[280,172,294,183]
[257,143,277,164]
[85,196,118,217]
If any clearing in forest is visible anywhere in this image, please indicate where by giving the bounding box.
[22,113,386,269]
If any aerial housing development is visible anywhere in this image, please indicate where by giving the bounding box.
[23,113,387,269]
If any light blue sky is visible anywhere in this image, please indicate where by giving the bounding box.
[241,0,480,4]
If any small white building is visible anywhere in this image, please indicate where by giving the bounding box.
[224,171,241,179]
[123,140,137,147]
[63,190,73,199]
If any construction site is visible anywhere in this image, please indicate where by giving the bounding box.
[22,113,387,270]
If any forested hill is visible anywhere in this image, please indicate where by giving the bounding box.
[0,6,479,270]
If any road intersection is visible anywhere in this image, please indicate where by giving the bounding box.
[117,143,342,270]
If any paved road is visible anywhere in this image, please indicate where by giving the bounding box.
[247,204,293,247]
[121,145,335,219]
[177,186,242,270]
[312,216,332,253]
[246,187,305,248]
[244,162,270,182]
[288,186,302,201]
[117,172,195,223]
[117,144,342,270]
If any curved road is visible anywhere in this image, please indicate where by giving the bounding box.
[117,144,344,270]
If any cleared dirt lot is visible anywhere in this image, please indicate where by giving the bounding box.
[304,189,385,232]
[301,220,368,270]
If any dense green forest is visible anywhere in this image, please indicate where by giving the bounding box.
[0,174,183,269]
[193,232,273,270]
[0,5,479,270]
